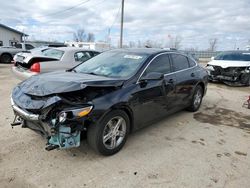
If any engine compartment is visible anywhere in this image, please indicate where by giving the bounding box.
[207,65,250,86]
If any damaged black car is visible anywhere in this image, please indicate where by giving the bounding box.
[11,48,208,155]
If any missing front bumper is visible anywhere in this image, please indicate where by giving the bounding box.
[11,98,81,151]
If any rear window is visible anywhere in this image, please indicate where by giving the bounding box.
[171,54,190,71]
[188,58,196,67]
[42,49,64,59]
[215,52,250,61]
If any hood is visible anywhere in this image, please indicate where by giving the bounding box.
[208,60,250,68]
[17,71,125,97]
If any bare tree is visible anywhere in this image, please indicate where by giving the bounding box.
[73,29,86,42]
[86,33,95,42]
[209,38,218,51]
[166,35,182,49]
[137,40,142,48]
[172,36,182,49]
[129,41,136,48]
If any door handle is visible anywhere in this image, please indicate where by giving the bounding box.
[191,73,195,77]
[168,79,174,84]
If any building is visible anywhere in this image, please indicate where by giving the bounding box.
[65,41,110,52]
[25,40,66,48]
[0,23,27,47]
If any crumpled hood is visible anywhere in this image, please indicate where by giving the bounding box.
[16,71,125,97]
[208,60,250,68]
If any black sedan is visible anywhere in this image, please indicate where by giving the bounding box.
[11,48,208,155]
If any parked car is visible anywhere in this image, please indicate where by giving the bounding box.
[12,47,100,80]
[14,46,50,58]
[0,43,35,63]
[10,48,208,155]
[206,51,250,86]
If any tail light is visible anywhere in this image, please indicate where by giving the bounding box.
[30,63,40,73]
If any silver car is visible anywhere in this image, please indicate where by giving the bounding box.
[12,47,100,80]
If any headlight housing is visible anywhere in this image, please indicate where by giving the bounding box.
[206,65,215,71]
[58,106,93,123]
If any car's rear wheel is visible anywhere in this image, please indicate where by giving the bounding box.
[187,85,203,112]
[87,110,130,155]
[0,54,12,64]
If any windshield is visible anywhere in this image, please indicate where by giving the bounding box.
[73,51,148,78]
[42,48,64,59]
[215,52,250,61]
[29,47,49,55]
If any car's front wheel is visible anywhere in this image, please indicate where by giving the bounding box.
[187,85,204,112]
[87,110,130,155]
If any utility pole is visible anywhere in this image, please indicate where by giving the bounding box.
[120,0,125,48]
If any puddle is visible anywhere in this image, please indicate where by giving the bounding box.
[194,105,250,130]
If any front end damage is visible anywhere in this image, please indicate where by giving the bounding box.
[11,93,93,150]
[10,72,123,151]
[206,65,250,86]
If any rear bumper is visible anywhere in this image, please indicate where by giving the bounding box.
[12,66,38,80]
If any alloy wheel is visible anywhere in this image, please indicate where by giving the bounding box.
[102,116,126,150]
[193,89,202,109]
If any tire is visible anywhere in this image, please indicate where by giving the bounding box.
[87,110,130,156]
[0,54,12,64]
[187,85,204,112]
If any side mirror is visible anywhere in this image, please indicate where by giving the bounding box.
[140,72,164,81]
[211,56,214,61]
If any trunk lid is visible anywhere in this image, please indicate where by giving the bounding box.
[14,53,59,69]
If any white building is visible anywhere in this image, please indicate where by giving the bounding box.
[0,23,27,46]
[65,41,110,52]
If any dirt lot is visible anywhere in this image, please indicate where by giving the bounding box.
[0,63,250,188]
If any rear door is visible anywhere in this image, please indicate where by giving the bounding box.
[170,53,198,107]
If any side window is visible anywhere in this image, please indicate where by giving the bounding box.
[25,44,34,50]
[144,54,171,75]
[188,58,196,67]
[15,43,22,48]
[92,52,100,57]
[74,51,91,62]
[171,54,189,71]
[0,41,3,46]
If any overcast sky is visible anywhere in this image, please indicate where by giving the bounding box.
[1,0,250,50]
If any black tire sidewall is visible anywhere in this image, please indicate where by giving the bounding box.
[188,85,203,112]
[87,110,130,156]
[1,54,12,63]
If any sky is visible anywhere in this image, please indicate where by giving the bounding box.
[1,0,250,50]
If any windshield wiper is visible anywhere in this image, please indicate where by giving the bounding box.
[83,72,109,77]
[66,69,77,73]
[88,72,100,76]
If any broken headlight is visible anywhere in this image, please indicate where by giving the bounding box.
[206,65,215,71]
[58,106,93,123]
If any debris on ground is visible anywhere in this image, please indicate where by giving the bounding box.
[235,151,247,156]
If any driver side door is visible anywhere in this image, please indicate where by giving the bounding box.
[131,53,177,129]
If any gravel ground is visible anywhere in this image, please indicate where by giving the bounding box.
[0,63,250,188]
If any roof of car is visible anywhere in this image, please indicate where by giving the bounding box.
[110,48,177,55]
[54,47,99,52]
[220,50,250,54]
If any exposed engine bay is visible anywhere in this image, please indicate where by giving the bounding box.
[11,71,123,151]
[206,65,250,86]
